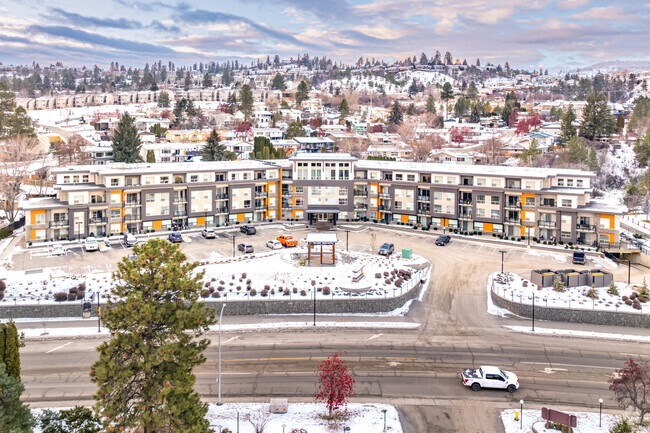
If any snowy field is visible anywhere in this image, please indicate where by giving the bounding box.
[501,409,649,433]
[32,403,403,433]
[490,272,650,315]
[0,248,429,305]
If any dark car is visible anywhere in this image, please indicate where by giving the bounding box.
[435,235,451,246]
[240,225,256,235]
[168,231,183,243]
[572,249,586,265]
[378,243,394,256]
[237,243,254,253]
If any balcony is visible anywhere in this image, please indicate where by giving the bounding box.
[89,217,108,224]
[90,197,106,204]
[125,200,141,206]
[418,209,431,216]
[539,201,556,208]
[504,218,521,225]
[174,210,187,217]
[215,194,229,200]
[505,183,521,189]
[255,192,268,198]
[124,214,141,222]
[418,195,430,201]
[458,199,472,205]
[216,207,228,214]
[255,206,267,211]
[49,220,69,228]
[353,190,368,197]
[378,192,391,199]
[459,214,473,221]
[356,204,368,209]
[504,202,521,210]
[538,220,556,228]
[173,197,187,204]
[379,205,391,212]
[576,223,595,232]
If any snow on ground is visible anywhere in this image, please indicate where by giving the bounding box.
[0,248,429,306]
[504,325,650,343]
[19,320,420,339]
[501,409,648,433]
[32,403,403,433]
[490,272,650,315]
[524,250,568,263]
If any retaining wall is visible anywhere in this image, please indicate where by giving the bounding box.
[490,289,650,328]
[0,278,424,320]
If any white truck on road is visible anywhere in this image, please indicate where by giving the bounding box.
[460,366,519,393]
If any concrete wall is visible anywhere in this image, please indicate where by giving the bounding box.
[0,279,424,320]
[491,289,650,328]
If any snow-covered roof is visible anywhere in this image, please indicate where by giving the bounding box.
[305,233,338,244]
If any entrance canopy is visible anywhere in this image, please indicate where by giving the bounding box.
[305,232,338,245]
[305,208,341,214]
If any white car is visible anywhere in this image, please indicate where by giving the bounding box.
[266,240,282,250]
[50,243,66,256]
[85,237,99,252]
[460,366,519,393]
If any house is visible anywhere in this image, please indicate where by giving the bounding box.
[253,110,273,127]
[292,137,336,153]
[165,130,208,143]
[366,144,412,160]
[222,140,253,159]
[253,128,284,142]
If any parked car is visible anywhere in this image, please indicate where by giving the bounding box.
[266,240,282,249]
[238,243,254,253]
[50,243,66,256]
[378,243,394,256]
[435,235,451,246]
[201,227,216,239]
[85,236,99,252]
[277,235,298,247]
[460,366,519,393]
[168,232,183,243]
[240,225,256,235]
[572,249,586,265]
[123,233,138,247]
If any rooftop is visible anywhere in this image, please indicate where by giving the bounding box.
[52,160,280,175]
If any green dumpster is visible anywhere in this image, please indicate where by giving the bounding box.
[402,248,412,259]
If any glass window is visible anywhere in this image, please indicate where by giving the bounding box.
[190,175,198,182]
[557,179,564,186]
[433,191,442,200]
[525,197,535,206]
[407,174,415,182]
[476,208,485,217]
[111,178,118,186]
[491,209,500,218]
[577,180,583,187]
[476,195,485,204]
[395,174,403,181]
[561,199,572,207]
[434,176,442,184]
[160,176,169,184]
[311,186,321,195]
[491,196,500,205]
[567,179,574,187]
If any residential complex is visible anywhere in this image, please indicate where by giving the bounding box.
[23,154,622,249]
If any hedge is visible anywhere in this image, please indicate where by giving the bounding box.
[0,226,13,240]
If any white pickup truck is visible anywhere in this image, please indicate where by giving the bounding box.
[460,366,519,393]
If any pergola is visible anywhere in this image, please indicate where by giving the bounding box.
[305,232,338,266]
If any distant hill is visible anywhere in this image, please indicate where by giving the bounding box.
[570,60,650,76]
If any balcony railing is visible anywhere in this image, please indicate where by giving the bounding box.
[378,193,391,199]
[125,200,141,206]
[356,204,368,209]
[538,220,556,228]
[459,214,473,221]
[379,205,391,211]
[458,199,472,205]
[215,194,229,200]
[505,184,521,189]
[216,207,228,214]
[255,206,266,211]
[576,223,595,231]
[173,197,187,204]
[353,190,368,197]
[124,215,141,222]
[418,195,430,201]
[49,220,69,228]
[539,201,556,207]
[418,209,431,215]
[504,202,521,210]
[174,211,187,217]
[255,192,268,198]
[90,197,106,204]
[89,217,108,224]
[504,218,521,225]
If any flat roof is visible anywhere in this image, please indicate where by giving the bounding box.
[306,233,338,244]
[290,153,357,161]
[52,160,281,175]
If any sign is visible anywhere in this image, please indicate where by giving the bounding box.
[542,407,577,430]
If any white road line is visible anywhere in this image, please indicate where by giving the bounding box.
[46,342,72,354]
[366,333,383,341]
[221,372,252,375]
[222,336,239,345]
[520,361,614,370]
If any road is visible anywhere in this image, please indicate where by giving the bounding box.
[15,224,650,432]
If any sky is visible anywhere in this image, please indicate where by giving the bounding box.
[0,0,649,71]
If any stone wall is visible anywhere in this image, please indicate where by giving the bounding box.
[491,289,650,328]
[0,278,424,320]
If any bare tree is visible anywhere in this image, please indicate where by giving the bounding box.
[244,410,271,433]
[423,113,444,128]
[53,134,90,166]
[0,135,40,223]
[395,121,415,143]
[480,136,504,165]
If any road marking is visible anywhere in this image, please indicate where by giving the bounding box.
[521,361,614,370]
[540,367,568,374]
[222,336,239,345]
[225,356,417,362]
[46,342,72,354]
[366,333,383,341]
[220,372,252,375]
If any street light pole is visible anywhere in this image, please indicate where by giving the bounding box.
[499,250,506,274]
[232,234,235,258]
[217,303,226,405]
[599,398,603,427]
[346,230,349,251]
[628,260,631,285]
[382,409,387,432]
[532,293,535,332]
[520,400,524,430]
[313,285,316,326]
[77,222,82,242]
[204,211,208,229]
[97,292,101,332]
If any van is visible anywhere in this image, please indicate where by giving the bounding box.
[124,233,138,247]
[572,249,586,265]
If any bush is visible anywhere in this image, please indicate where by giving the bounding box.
[283,289,290,296]
[610,419,634,433]
[201,290,210,298]
[586,288,597,299]
[608,282,619,296]
[624,299,633,305]
[375,273,382,278]
[264,284,270,290]
[322,287,330,295]
[0,225,13,240]
[300,290,307,296]
[261,289,268,297]
[293,287,298,293]
[0,280,5,292]
[66,293,76,301]
[249,288,257,296]
[212,291,221,298]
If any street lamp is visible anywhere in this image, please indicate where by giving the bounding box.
[204,211,208,229]
[217,303,226,405]
[76,221,82,242]
[282,424,286,433]
[499,250,507,274]
[382,409,387,432]
[313,285,317,326]
[97,292,101,333]
[232,233,236,257]
[599,398,603,427]
[532,292,535,332]
[520,400,524,430]
[346,230,349,251]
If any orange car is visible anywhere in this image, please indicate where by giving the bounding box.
[277,235,298,247]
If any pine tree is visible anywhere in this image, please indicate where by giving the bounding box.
[559,105,577,146]
[157,91,170,108]
[202,73,212,88]
[634,131,650,166]
[91,239,216,433]
[295,80,310,106]
[339,98,349,119]
[146,149,155,163]
[501,103,512,126]
[0,363,33,431]
[552,276,565,292]
[271,73,286,91]
[426,94,436,114]
[112,113,142,163]
[469,104,481,123]
[520,138,541,165]
[467,81,479,101]
[0,324,4,365]
[567,136,589,164]
[201,129,226,161]
[581,92,617,141]
[184,71,192,91]
[588,148,599,171]
[440,82,454,101]
[388,101,403,125]
[3,321,20,380]
[239,84,254,120]
[285,121,306,139]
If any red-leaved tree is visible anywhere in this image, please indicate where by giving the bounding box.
[315,351,356,417]
[609,358,650,424]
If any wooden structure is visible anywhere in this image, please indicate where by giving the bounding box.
[306,232,338,266]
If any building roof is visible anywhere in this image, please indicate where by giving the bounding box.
[292,137,335,144]
[52,160,280,175]
[289,152,357,162]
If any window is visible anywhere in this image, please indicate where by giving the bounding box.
[491,196,500,205]
[433,191,442,200]
[146,194,155,203]
[111,209,121,218]
[190,175,198,182]
[491,179,500,187]
[491,209,500,219]
[407,174,415,182]
[160,176,169,184]
[476,178,486,186]
[216,174,225,181]
[339,188,348,196]
[561,199,572,207]
[73,175,79,183]
[82,175,89,183]
[577,180,583,188]
[242,173,249,180]
[476,195,485,204]
[338,198,348,205]
[144,176,153,185]
[231,173,236,180]
[474,222,484,231]
[567,179,574,187]
[34,213,46,224]
[395,174,403,181]
[557,179,564,186]
[446,177,454,184]
[561,231,571,238]
[525,197,535,206]
[434,176,442,184]
[394,201,402,210]
[446,205,454,214]
[295,198,304,206]
[434,204,442,213]
[525,181,535,189]
[63,176,70,184]
[244,200,251,208]
[311,186,321,195]
[476,208,485,217]
[111,178,119,186]
[295,186,304,194]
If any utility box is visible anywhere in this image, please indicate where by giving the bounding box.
[269,398,288,414]
[401,248,412,259]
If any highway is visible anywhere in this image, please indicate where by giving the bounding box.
[16,226,650,432]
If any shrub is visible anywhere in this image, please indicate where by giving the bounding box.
[264,284,271,290]
[311,280,316,286]
[218,286,225,291]
[624,299,633,305]
[622,295,629,301]
[586,287,597,299]
[201,290,210,298]
[211,277,217,282]
[270,289,275,295]
[383,271,389,277]
[0,292,4,301]
[610,419,634,433]
[317,287,322,292]
[204,282,211,288]
[300,290,307,296]
[384,279,392,284]
[242,273,247,278]
[250,288,257,296]
[375,273,381,278]
[67,293,76,301]
[0,280,5,292]
[322,287,330,295]
[608,281,619,296]
[261,289,268,297]
[212,291,221,298]
[395,278,403,287]
[283,289,290,296]
[633,301,641,310]
[552,276,565,292]
[293,287,298,293]
[236,286,241,291]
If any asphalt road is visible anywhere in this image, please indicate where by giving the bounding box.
[15,224,650,432]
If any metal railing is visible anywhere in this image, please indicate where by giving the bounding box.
[174,211,187,217]
[458,199,472,205]
[89,217,108,224]
[504,218,521,225]
[576,224,595,231]
[173,197,187,204]
[459,214,473,221]
[49,220,69,228]
[418,195,430,201]
[215,194,229,200]
[504,202,521,210]
[125,200,141,206]
[538,220,556,228]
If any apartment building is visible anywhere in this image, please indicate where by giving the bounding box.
[23,154,623,249]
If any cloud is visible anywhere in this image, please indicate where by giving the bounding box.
[244,0,354,21]
[149,20,180,33]
[555,0,590,10]
[49,8,142,29]
[572,6,638,21]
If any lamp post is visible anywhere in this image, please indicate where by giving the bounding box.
[97,292,101,333]
[346,230,349,251]
[382,409,387,432]
[76,221,82,242]
[232,233,236,257]
[217,303,226,405]
[499,250,507,274]
[532,292,535,332]
[628,260,631,285]
[599,398,603,427]
[282,424,286,433]
[313,285,317,326]
[204,211,208,229]
[527,226,530,246]
[520,400,524,430]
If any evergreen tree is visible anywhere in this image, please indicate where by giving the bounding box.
[184,71,192,91]
[559,105,577,146]
[520,138,541,165]
[91,239,216,433]
[339,98,349,119]
[112,113,142,163]
[157,91,170,108]
[146,150,155,163]
[295,80,310,106]
[408,79,418,97]
[388,100,403,125]
[3,321,20,380]
[588,148,599,171]
[426,94,436,114]
[271,73,286,91]
[454,97,470,118]
[567,136,589,164]
[634,131,650,166]
[440,82,454,102]
[467,81,479,101]
[239,84,254,120]
[0,363,33,432]
[0,324,4,366]
[285,121,306,139]
[149,123,168,139]
[501,103,512,126]
[0,83,35,139]
[629,96,650,134]
[469,104,481,123]
[202,73,212,88]
[407,103,415,116]
[581,92,617,141]
[201,129,234,161]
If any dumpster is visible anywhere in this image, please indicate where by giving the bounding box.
[402,248,412,259]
